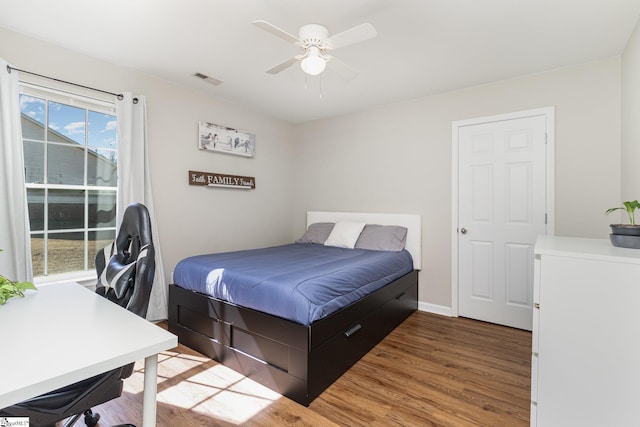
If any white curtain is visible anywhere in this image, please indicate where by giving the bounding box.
[115,92,167,321]
[0,59,32,282]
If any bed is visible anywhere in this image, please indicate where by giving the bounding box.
[168,211,421,406]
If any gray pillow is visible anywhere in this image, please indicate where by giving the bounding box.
[355,224,408,251]
[295,222,335,244]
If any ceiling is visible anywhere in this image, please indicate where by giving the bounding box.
[1,0,639,124]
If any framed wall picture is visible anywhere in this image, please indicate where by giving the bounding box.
[198,121,255,157]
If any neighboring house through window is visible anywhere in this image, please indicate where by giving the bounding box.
[19,85,118,278]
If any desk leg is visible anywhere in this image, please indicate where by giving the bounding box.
[142,354,158,427]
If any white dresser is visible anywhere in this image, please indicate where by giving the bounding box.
[531,236,640,426]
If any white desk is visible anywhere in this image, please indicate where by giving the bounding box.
[0,282,177,427]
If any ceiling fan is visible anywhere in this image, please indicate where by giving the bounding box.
[252,20,377,79]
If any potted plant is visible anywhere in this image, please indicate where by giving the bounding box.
[605,200,640,248]
[0,248,37,304]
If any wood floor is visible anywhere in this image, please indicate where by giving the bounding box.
[65,311,531,426]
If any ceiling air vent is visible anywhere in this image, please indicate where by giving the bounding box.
[193,72,223,86]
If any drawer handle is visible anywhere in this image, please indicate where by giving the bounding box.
[344,324,362,338]
[395,292,406,300]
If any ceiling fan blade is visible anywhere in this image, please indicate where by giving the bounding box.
[266,57,298,74]
[326,56,358,80]
[252,20,299,44]
[326,23,377,50]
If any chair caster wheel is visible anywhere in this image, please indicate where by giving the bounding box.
[83,409,100,427]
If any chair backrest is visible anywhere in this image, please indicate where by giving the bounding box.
[95,203,155,318]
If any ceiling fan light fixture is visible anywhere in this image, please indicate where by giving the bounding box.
[254,20,376,78]
[300,46,326,76]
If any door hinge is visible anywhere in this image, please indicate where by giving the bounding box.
[544,133,548,144]
[545,213,548,224]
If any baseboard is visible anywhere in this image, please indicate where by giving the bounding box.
[418,301,453,317]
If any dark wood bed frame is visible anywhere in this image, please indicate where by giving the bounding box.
[168,269,418,406]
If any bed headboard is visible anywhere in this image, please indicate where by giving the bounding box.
[306,211,422,270]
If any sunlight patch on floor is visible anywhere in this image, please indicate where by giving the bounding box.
[126,351,280,425]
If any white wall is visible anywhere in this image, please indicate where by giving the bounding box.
[0,27,297,284]
[622,19,640,200]
[294,58,622,308]
[0,26,625,312]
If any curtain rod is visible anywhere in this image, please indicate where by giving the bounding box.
[6,65,138,103]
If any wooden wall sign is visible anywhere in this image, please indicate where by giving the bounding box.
[189,170,255,190]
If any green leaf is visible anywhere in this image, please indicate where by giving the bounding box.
[606,200,640,225]
[605,207,622,215]
[15,281,37,291]
[0,248,37,304]
[0,283,15,292]
[0,278,36,305]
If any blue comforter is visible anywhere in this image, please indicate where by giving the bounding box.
[173,243,413,325]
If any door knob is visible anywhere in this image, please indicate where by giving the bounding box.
[460,227,468,234]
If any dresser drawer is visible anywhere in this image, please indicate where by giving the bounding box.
[530,402,537,427]
[531,353,538,403]
[532,304,539,354]
[533,254,541,305]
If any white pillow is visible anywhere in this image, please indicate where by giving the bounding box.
[324,221,366,249]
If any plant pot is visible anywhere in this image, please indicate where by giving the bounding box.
[610,224,640,248]
[610,234,640,249]
[610,224,640,236]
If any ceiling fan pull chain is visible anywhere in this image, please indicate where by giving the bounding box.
[319,75,323,99]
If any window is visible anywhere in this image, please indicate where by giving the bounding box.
[19,85,118,278]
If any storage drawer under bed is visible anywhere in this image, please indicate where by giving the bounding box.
[168,270,418,406]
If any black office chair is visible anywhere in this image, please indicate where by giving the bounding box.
[0,203,156,427]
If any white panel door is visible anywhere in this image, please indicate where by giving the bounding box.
[458,115,547,330]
